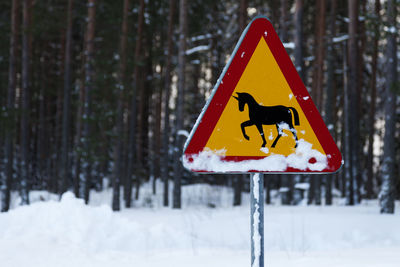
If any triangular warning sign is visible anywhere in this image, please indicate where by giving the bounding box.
[183,17,342,173]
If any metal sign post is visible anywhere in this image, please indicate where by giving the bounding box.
[250,173,264,267]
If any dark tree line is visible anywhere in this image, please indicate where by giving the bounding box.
[0,0,398,213]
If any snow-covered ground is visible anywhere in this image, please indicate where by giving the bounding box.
[0,184,399,267]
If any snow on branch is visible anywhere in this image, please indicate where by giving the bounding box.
[384,26,397,34]
[185,45,210,55]
[333,35,349,43]
[177,130,189,138]
[190,34,213,42]
[283,42,295,49]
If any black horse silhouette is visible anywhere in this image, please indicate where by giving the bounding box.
[232,92,299,148]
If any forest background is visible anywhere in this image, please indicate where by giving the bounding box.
[0,0,398,214]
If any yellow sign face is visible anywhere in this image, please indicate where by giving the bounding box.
[205,37,325,157]
[184,17,342,173]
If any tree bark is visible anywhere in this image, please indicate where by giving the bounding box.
[73,82,84,198]
[280,0,288,42]
[265,175,271,204]
[324,0,337,206]
[310,0,326,205]
[239,0,248,32]
[366,0,380,199]
[173,0,188,209]
[20,0,33,205]
[343,40,352,204]
[2,0,20,212]
[233,175,243,206]
[60,0,74,195]
[379,0,397,214]
[312,0,326,113]
[346,0,360,206]
[82,0,96,204]
[153,69,162,195]
[113,0,130,211]
[136,0,148,174]
[126,0,144,208]
[294,0,304,81]
[307,176,315,205]
[162,0,176,207]
[356,0,367,204]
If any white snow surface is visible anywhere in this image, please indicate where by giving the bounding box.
[0,186,400,267]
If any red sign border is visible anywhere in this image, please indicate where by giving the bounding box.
[183,16,342,173]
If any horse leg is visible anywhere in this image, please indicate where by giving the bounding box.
[289,124,298,148]
[241,120,253,140]
[255,124,267,147]
[271,124,282,148]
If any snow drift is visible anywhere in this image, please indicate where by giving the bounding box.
[0,189,399,267]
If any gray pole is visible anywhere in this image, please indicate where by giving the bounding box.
[251,173,264,267]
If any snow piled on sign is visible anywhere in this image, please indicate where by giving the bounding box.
[183,139,327,172]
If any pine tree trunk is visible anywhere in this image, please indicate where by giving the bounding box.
[136,0,148,175]
[343,39,354,205]
[379,0,397,214]
[356,0,367,204]
[2,0,20,212]
[113,0,130,211]
[233,175,243,206]
[280,0,288,42]
[126,0,144,208]
[153,70,162,195]
[38,53,47,192]
[45,84,53,192]
[307,176,315,205]
[366,0,380,199]
[265,175,271,204]
[310,0,326,205]
[311,0,326,111]
[347,0,360,206]
[73,83,84,198]
[82,0,96,204]
[324,0,337,206]
[162,0,176,207]
[294,0,304,81]
[20,0,33,205]
[173,0,188,209]
[153,88,162,195]
[53,30,66,194]
[239,0,248,32]
[61,0,74,195]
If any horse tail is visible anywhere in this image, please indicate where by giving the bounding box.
[289,107,300,125]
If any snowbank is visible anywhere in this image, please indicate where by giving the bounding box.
[0,189,399,267]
